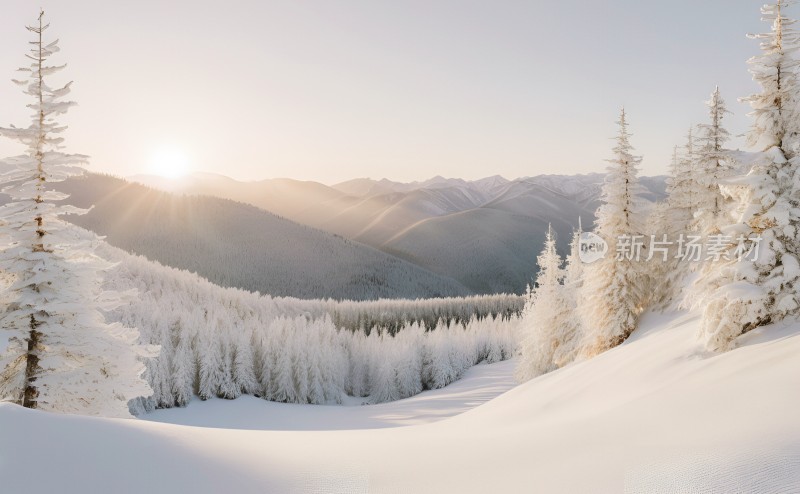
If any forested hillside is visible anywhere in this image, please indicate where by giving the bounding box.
[93,243,519,412]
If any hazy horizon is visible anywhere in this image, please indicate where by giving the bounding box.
[1,1,766,183]
[128,168,670,187]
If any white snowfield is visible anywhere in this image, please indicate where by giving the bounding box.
[1,311,798,493]
[141,359,518,431]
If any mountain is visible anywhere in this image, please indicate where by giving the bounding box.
[331,175,510,200]
[129,171,667,294]
[382,179,595,293]
[47,174,471,300]
[378,174,666,294]
[130,173,349,221]
[329,178,403,197]
[383,208,560,294]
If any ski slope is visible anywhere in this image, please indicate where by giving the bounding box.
[1,311,798,493]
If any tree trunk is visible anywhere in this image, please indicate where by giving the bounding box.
[22,316,41,408]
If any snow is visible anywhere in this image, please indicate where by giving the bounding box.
[1,310,798,493]
[143,359,517,431]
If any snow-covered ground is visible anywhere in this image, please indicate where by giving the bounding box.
[143,359,517,431]
[1,311,798,493]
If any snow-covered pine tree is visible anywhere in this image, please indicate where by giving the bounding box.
[647,149,678,308]
[0,11,154,417]
[306,326,326,405]
[291,318,310,403]
[650,141,699,309]
[345,330,369,397]
[669,128,701,232]
[515,225,570,381]
[196,310,225,400]
[393,324,424,399]
[268,318,296,403]
[140,317,172,410]
[321,321,347,404]
[694,87,734,235]
[422,320,457,389]
[551,220,585,368]
[580,109,648,356]
[698,1,800,351]
[170,315,195,407]
[255,317,274,399]
[743,1,800,156]
[369,331,401,403]
[232,320,259,397]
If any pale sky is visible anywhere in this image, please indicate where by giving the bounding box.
[0,1,766,184]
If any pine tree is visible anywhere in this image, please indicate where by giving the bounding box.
[268,318,296,403]
[552,220,585,368]
[695,87,734,234]
[580,109,648,356]
[742,1,800,156]
[228,322,257,397]
[516,225,570,381]
[422,321,456,389]
[369,331,401,403]
[291,318,310,403]
[0,11,154,417]
[699,1,800,350]
[650,143,698,309]
[147,318,173,408]
[306,323,326,405]
[320,320,346,404]
[196,312,224,400]
[393,324,424,399]
[255,319,274,399]
[667,129,701,232]
[170,316,195,407]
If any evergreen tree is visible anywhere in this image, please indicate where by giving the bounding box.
[699,1,800,350]
[196,311,224,400]
[742,1,800,156]
[170,316,195,407]
[0,11,154,417]
[668,129,701,232]
[268,318,296,403]
[516,225,570,381]
[695,87,734,234]
[552,220,585,368]
[651,143,698,309]
[231,322,258,397]
[580,109,648,356]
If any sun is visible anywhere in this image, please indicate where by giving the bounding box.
[151,146,190,179]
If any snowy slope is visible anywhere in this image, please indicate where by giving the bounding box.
[142,359,517,431]
[1,310,797,493]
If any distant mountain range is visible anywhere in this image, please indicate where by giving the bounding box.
[1,168,665,300]
[48,174,470,300]
[128,172,667,296]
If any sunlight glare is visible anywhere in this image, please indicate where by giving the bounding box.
[151,147,190,179]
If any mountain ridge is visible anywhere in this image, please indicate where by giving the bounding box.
[128,171,667,294]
